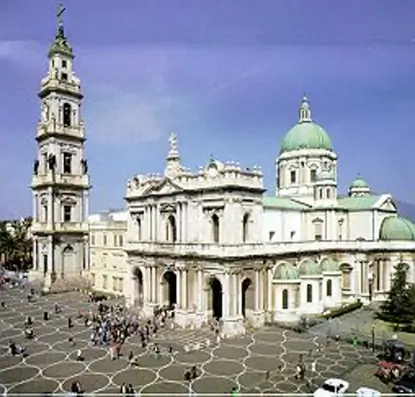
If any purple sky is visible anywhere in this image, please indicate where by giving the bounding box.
[1,0,415,219]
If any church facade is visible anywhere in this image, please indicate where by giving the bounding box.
[29,7,415,336]
[123,100,415,336]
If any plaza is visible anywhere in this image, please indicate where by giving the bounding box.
[0,288,390,395]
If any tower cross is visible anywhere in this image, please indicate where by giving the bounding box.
[57,3,66,26]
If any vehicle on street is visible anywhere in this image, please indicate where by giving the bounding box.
[313,378,349,397]
[356,386,381,397]
[392,370,415,394]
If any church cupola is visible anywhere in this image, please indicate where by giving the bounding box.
[348,175,370,197]
[314,168,337,205]
[299,95,312,123]
[164,132,182,178]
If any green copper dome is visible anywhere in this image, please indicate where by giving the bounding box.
[280,97,333,154]
[320,258,340,272]
[273,263,299,280]
[299,259,321,276]
[379,216,415,241]
[350,177,368,189]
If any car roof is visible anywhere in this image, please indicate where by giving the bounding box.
[356,387,381,395]
[325,378,347,386]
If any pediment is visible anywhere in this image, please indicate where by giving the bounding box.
[61,196,77,205]
[145,178,183,195]
[160,203,176,213]
[376,196,398,212]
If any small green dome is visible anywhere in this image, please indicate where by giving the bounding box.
[350,177,368,189]
[280,97,333,154]
[299,259,321,276]
[321,258,340,272]
[316,169,335,182]
[273,263,299,280]
[379,216,415,241]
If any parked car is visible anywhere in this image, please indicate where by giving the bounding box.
[314,378,349,397]
[356,387,381,397]
[393,370,415,394]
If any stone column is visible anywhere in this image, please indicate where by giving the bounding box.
[223,271,230,317]
[177,203,182,242]
[83,192,89,221]
[255,269,260,311]
[151,205,157,241]
[182,203,187,242]
[47,188,53,227]
[197,267,203,311]
[32,193,38,222]
[181,267,188,309]
[83,236,90,271]
[145,207,150,241]
[33,238,38,271]
[232,272,238,316]
[47,235,54,274]
[176,268,181,309]
[151,266,157,303]
[267,267,273,311]
[237,272,242,316]
[143,266,149,302]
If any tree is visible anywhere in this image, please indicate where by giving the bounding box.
[379,262,415,325]
[0,218,33,271]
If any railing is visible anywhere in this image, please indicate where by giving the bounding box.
[31,173,89,186]
[31,222,89,233]
[125,239,415,258]
[37,121,85,140]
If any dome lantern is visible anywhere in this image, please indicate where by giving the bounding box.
[299,95,312,123]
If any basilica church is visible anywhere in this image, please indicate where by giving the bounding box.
[29,7,415,336]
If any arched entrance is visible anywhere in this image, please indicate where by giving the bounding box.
[162,270,177,307]
[241,278,252,317]
[62,245,74,276]
[133,267,144,306]
[210,277,223,319]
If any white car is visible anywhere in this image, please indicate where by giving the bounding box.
[314,378,350,397]
[356,387,381,397]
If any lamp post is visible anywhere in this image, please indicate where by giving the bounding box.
[371,324,376,352]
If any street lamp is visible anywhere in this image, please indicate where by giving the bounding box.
[371,324,376,352]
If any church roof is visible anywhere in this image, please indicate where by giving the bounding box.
[262,196,310,210]
[337,195,381,210]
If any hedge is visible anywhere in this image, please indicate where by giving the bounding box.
[323,301,363,319]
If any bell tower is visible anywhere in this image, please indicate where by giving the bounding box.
[30,3,90,291]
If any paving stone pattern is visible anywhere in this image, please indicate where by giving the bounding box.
[0,288,390,395]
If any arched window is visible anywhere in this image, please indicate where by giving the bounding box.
[326,279,332,297]
[242,213,249,242]
[306,284,313,303]
[212,214,220,243]
[282,289,289,309]
[326,188,331,199]
[166,215,177,242]
[63,103,72,127]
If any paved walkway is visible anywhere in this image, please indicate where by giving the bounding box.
[0,288,388,395]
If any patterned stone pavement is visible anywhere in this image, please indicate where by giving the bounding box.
[0,288,391,395]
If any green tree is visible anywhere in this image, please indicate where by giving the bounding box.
[379,262,415,325]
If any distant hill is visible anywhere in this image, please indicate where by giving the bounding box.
[396,199,415,223]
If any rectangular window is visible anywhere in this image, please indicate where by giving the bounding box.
[63,205,71,222]
[306,284,313,303]
[119,235,123,246]
[102,275,107,289]
[62,60,67,68]
[91,234,95,245]
[319,189,323,199]
[290,170,296,184]
[103,234,107,246]
[326,188,331,199]
[61,73,68,81]
[269,231,275,241]
[43,205,48,222]
[113,235,118,247]
[314,222,323,241]
[310,169,317,182]
[63,153,72,174]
